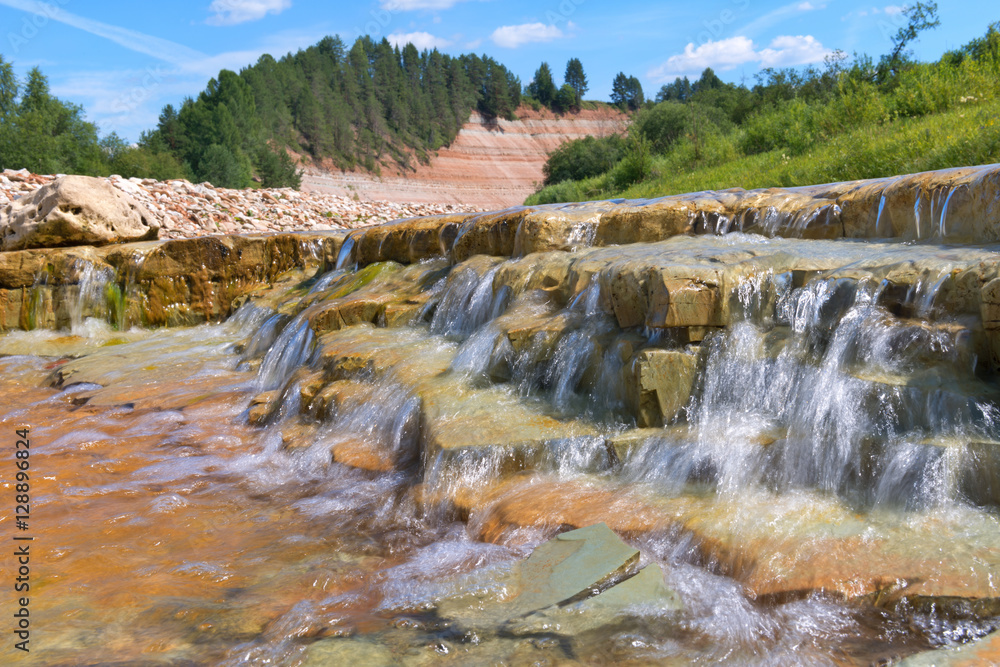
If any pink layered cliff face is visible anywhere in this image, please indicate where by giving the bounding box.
[303,106,628,209]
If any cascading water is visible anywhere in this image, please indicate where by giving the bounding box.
[623,268,999,510]
[254,312,315,391]
[68,260,114,332]
[25,268,50,330]
[334,235,356,270]
[430,263,509,337]
[8,228,1000,665]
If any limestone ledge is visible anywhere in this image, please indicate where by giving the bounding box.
[0,231,345,330]
[339,163,1000,267]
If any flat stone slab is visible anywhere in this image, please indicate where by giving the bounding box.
[468,476,1000,610]
[335,164,1000,268]
[900,630,1000,666]
[510,522,640,615]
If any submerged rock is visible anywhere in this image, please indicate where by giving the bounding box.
[1,175,159,250]
[505,522,641,614]
[899,629,1000,666]
[436,523,680,633]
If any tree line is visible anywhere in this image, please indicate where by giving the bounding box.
[0,35,524,189]
[145,36,523,188]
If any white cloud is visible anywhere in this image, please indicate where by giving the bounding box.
[648,34,832,81]
[381,0,465,9]
[490,22,564,48]
[207,0,292,26]
[758,35,832,67]
[648,36,758,81]
[387,31,452,50]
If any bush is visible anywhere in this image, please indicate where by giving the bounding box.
[739,98,818,155]
[199,144,252,188]
[543,135,624,185]
[609,134,651,189]
[633,102,689,152]
[256,146,301,188]
[527,179,591,205]
[552,84,577,113]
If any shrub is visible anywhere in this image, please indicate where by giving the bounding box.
[542,135,624,185]
[609,134,652,189]
[633,102,689,152]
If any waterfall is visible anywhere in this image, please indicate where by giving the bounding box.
[255,313,315,391]
[649,272,997,508]
[335,235,356,270]
[68,260,114,333]
[25,269,49,331]
[430,264,509,338]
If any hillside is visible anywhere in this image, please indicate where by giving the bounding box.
[528,18,1000,207]
[303,105,626,209]
[141,36,526,191]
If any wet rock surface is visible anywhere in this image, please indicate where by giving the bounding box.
[334,163,1000,268]
[9,163,1000,665]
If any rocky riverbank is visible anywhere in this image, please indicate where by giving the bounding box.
[0,169,481,240]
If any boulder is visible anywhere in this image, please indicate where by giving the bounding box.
[1,175,159,250]
[628,348,700,427]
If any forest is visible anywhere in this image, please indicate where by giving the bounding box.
[0,35,524,189]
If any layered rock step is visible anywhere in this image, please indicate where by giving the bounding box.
[221,256,1000,613]
[0,232,344,330]
[338,163,1000,267]
[462,472,1000,612]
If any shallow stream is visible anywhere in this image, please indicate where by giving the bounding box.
[4,234,1000,666]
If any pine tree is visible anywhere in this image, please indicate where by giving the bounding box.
[611,72,644,111]
[564,58,588,107]
[529,62,557,107]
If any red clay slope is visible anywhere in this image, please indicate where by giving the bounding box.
[302,106,627,210]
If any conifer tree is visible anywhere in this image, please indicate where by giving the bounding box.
[564,58,588,107]
[529,62,557,107]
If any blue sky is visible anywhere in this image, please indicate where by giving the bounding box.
[0,0,995,141]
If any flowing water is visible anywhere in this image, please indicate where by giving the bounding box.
[3,235,1000,666]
